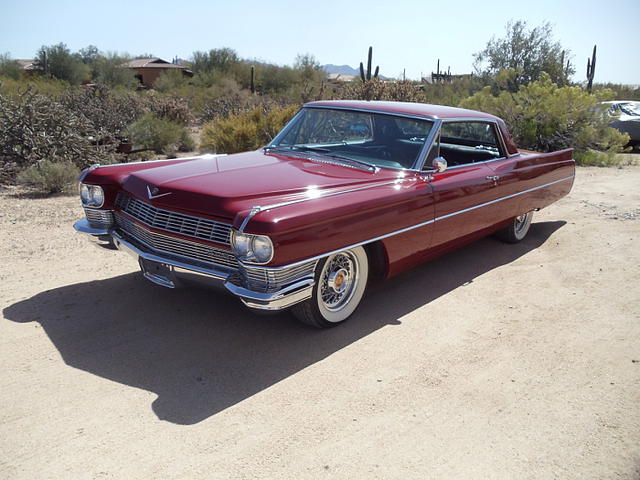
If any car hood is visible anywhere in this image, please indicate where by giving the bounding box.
[120,150,400,222]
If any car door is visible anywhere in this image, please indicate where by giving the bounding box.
[427,121,508,248]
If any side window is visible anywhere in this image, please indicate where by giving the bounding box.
[439,121,505,167]
[423,132,440,170]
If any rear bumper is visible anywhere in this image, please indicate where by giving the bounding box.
[73,218,313,311]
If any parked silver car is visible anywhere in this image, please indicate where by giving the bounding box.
[601,101,640,150]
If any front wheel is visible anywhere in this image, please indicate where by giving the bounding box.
[495,211,534,243]
[291,246,369,328]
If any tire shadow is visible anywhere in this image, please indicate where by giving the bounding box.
[3,221,565,425]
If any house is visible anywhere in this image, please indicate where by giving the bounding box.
[16,59,36,71]
[123,58,193,87]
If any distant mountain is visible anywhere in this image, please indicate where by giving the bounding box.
[321,64,389,80]
[321,64,360,77]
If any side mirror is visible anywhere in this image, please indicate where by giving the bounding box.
[432,156,447,173]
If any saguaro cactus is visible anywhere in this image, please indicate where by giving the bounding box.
[359,46,379,82]
[250,65,255,94]
[586,45,596,93]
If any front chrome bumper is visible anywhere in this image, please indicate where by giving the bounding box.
[73,218,314,311]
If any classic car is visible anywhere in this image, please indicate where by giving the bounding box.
[600,100,640,150]
[73,101,575,328]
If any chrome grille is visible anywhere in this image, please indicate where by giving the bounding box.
[115,213,238,270]
[240,260,317,293]
[115,193,232,245]
[84,208,114,226]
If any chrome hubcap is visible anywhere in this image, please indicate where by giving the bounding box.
[320,253,358,311]
[328,268,349,293]
[514,212,531,235]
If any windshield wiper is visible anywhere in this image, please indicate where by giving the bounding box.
[325,153,379,172]
[263,144,331,153]
[264,145,379,172]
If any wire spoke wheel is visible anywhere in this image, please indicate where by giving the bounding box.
[292,246,369,328]
[495,211,534,243]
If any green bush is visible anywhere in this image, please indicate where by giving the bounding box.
[0,75,69,98]
[200,104,298,153]
[126,114,194,155]
[154,70,189,92]
[17,160,79,193]
[33,43,90,85]
[460,74,629,164]
[0,54,22,80]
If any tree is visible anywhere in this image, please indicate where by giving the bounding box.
[294,53,322,82]
[473,20,574,91]
[78,45,100,64]
[190,48,240,74]
[92,53,138,88]
[33,43,90,84]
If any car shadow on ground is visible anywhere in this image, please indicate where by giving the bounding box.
[3,221,565,425]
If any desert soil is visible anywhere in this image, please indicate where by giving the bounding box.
[1,166,639,479]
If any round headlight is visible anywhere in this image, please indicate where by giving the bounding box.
[80,184,91,203]
[232,232,251,257]
[252,236,273,263]
[90,185,104,207]
[91,185,104,207]
[80,184,105,207]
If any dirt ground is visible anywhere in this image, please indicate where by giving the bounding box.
[1,166,639,479]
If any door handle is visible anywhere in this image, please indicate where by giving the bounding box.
[486,175,500,181]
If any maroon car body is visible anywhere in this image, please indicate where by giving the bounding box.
[74,101,575,327]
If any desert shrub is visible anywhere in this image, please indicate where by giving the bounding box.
[17,160,80,193]
[0,91,118,171]
[63,86,144,139]
[140,91,193,125]
[0,54,22,80]
[200,104,298,153]
[460,74,629,164]
[126,114,194,155]
[0,75,69,98]
[592,83,640,101]
[334,79,425,103]
[92,55,139,88]
[154,70,190,92]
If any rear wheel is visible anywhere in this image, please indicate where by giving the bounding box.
[292,246,369,328]
[495,211,534,243]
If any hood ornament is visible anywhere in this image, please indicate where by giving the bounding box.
[147,185,172,200]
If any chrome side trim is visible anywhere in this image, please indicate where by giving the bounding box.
[238,178,410,232]
[434,175,574,221]
[250,174,575,270]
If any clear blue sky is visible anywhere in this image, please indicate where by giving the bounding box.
[2,0,638,84]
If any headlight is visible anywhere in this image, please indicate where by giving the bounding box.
[79,184,105,208]
[230,230,273,264]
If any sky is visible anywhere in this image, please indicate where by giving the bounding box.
[1,0,638,85]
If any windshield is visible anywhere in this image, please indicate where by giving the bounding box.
[619,102,640,116]
[269,107,434,170]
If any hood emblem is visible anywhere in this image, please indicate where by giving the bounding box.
[147,185,172,200]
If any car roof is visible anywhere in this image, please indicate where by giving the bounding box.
[304,100,502,121]
[600,100,640,105]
